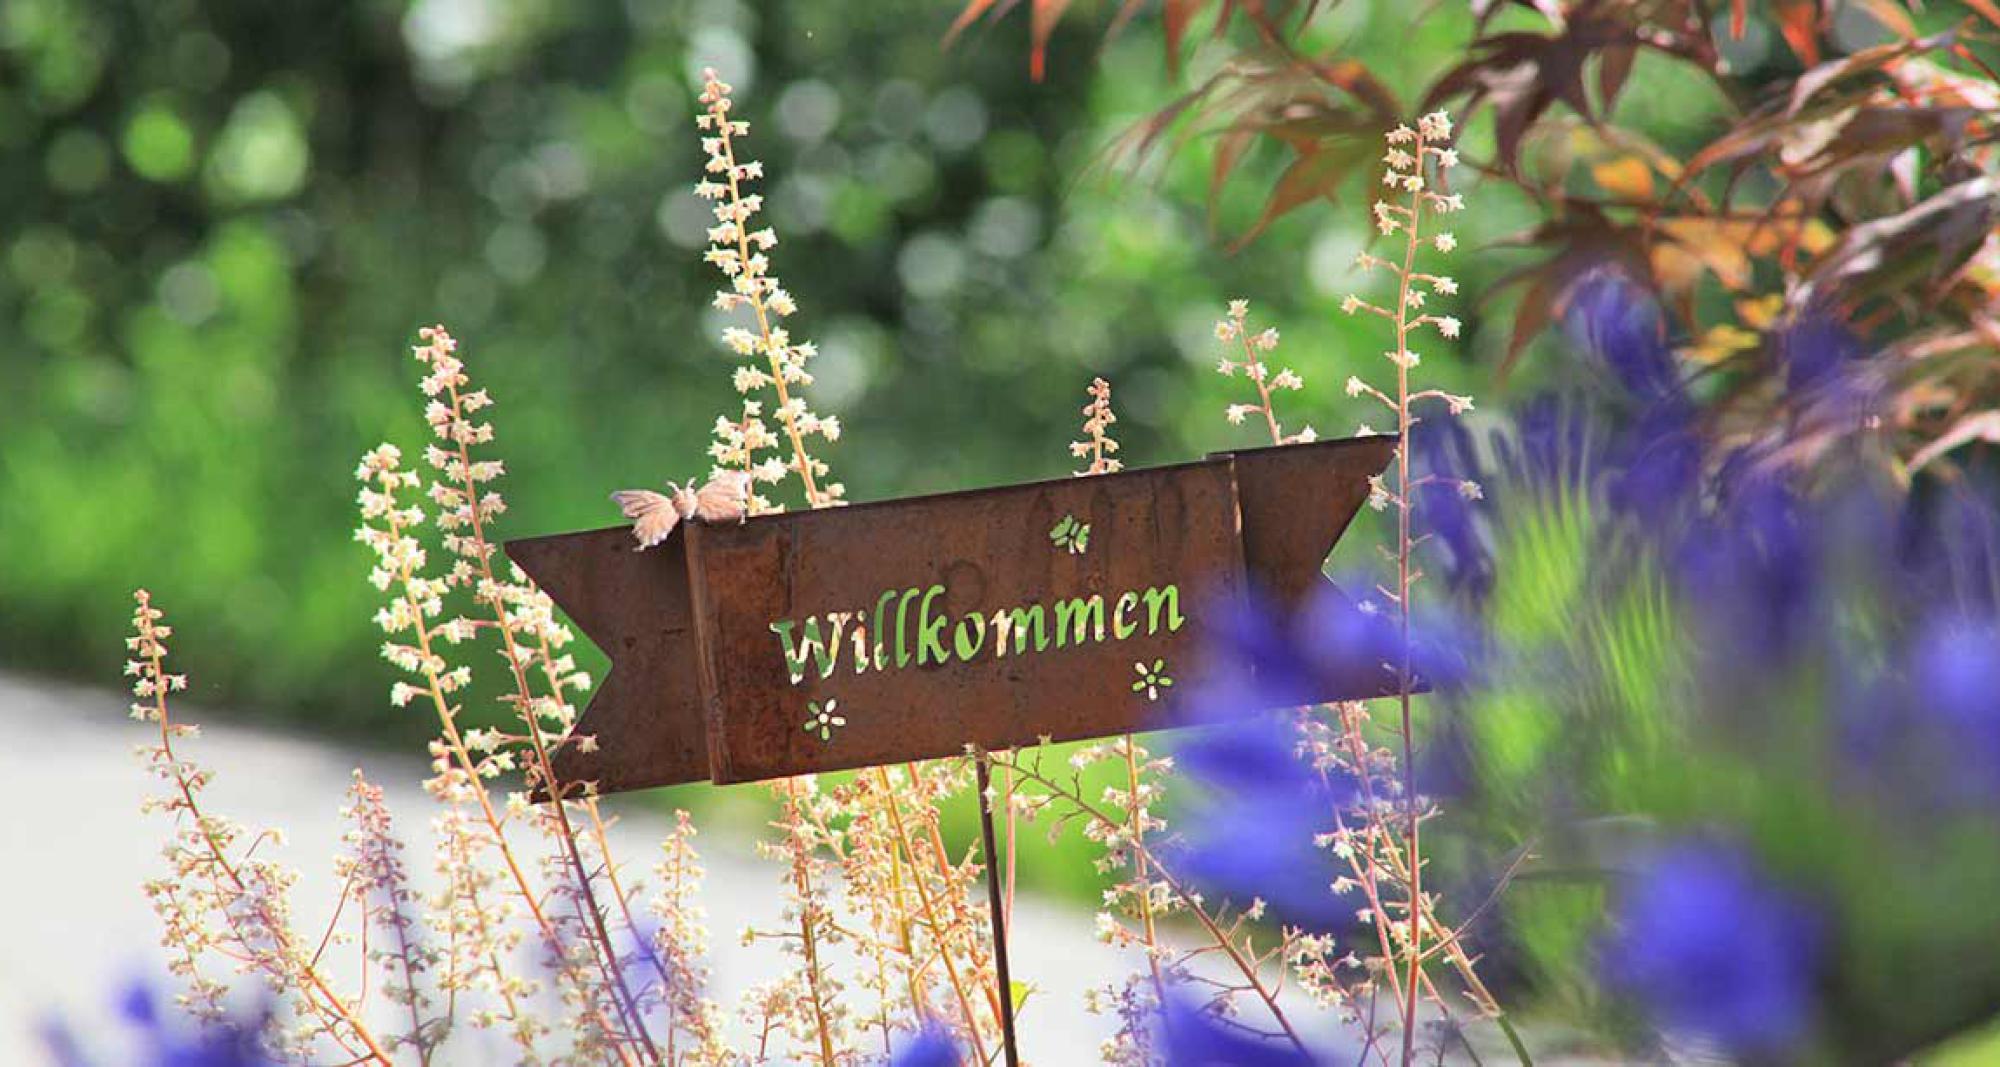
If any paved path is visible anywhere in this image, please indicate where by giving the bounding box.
[0,671,1146,1064]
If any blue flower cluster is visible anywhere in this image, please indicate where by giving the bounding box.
[1601,842,1819,1057]
[41,981,272,1067]
[1168,270,2000,1059]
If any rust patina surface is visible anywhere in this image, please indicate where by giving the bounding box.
[505,434,1396,795]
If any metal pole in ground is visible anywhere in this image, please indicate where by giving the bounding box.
[974,754,1021,1067]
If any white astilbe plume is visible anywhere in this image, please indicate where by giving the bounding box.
[339,771,445,1059]
[1215,299,1316,446]
[362,328,662,1063]
[697,67,843,513]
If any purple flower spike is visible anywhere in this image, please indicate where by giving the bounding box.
[1412,397,1496,600]
[1492,393,1597,498]
[1603,841,1820,1057]
[1565,270,1687,412]
[1910,614,2000,796]
[1179,802,1353,931]
[1158,996,1325,1065]
[891,1023,963,1067]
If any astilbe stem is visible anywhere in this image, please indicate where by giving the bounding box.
[1214,310,1414,1038]
[646,811,733,1065]
[694,68,996,1065]
[870,765,999,1052]
[1209,115,1510,1063]
[690,70,858,1067]
[1064,379,1176,1057]
[747,778,852,1065]
[129,591,397,1065]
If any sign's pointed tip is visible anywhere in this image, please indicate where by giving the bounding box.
[1220,436,1398,608]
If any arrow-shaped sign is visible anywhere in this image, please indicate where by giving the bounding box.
[506,436,1397,796]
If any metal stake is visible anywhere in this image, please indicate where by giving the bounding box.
[975,755,1022,1067]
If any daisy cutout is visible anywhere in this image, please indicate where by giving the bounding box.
[1131,660,1173,702]
[802,699,846,742]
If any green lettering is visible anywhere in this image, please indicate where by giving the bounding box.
[1143,585,1184,634]
[896,586,922,667]
[917,584,950,665]
[989,605,1047,656]
[1054,594,1106,648]
[873,588,899,670]
[1113,591,1139,640]
[953,613,988,661]
[847,608,873,674]
[769,618,839,684]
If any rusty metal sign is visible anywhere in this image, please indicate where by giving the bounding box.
[506,435,1396,795]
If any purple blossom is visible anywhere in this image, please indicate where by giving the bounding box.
[1673,478,1818,668]
[890,1023,963,1066]
[1174,639,1358,929]
[1171,581,1482,929]
[1490,393,1596,499]
[1179,801,1352,931]
[1777,312,1857,396]
[1606,408,1702,522]
[1896,480,2000,613]
[41,980,273,1067]
[1905,612,2000,799]
[1411,397,1495,600]
[1603,842,1819,1057]
[1565,271,1688,413]
[1156,997,1323,1066]
[1172,704,1322,802]
[1298,580,1484,695]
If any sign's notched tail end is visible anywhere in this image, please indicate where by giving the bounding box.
[504,526,712,798]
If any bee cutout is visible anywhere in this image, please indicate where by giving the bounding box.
[610,470,751,551]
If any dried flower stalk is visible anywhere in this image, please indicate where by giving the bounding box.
[1072,376,1125,475]
[1216,302,1316,445]
[131,591,396,1064]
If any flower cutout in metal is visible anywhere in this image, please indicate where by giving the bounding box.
[1049,513,1091,555]
[1131,659,1173,702]
[802,699,846,742]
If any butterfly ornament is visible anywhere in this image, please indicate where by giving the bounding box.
[611,470,751,551]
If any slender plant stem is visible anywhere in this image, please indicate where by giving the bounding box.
[142,632,396,1066]
[441,379,663,1064]
[874,767,991,1054]
[782,779,840,1067]
[1121,739,1169,1003]
[1394,127,1431,1067]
